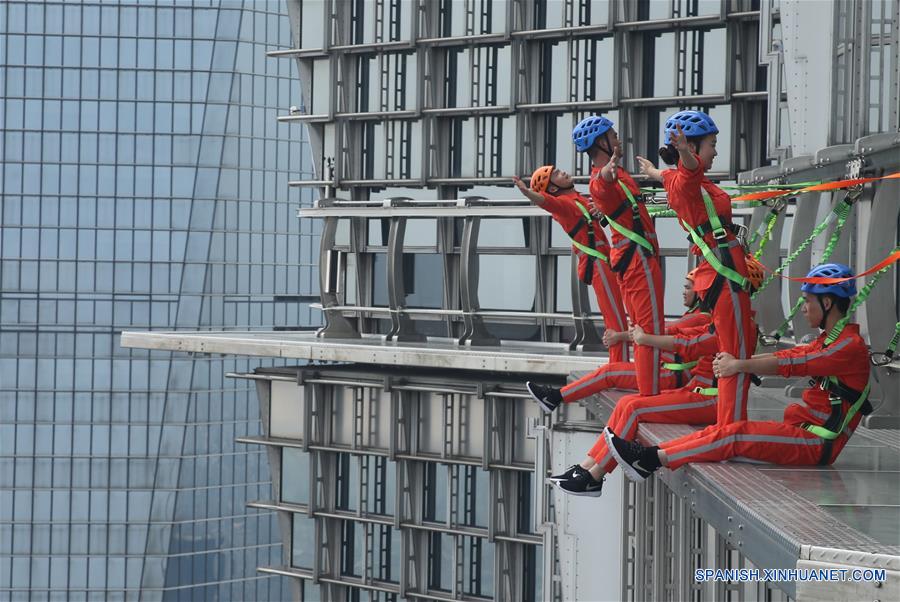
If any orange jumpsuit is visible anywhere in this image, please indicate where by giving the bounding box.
[538,189,628,362]
[561,308,710,402]
[585,321,719,473]
[661,324,869,469]
[663,157,754,424]
[590,169,664,395]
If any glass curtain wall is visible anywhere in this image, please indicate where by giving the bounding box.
[0,1,319,600]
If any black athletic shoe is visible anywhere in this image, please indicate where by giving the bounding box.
[603,428,661,482]
[553,470,605,497]
[548,464,583,483]
[526,381,563,413]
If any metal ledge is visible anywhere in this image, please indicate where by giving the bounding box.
[576,389,900,598]
[119,330,608,375]
[738,134,900,184]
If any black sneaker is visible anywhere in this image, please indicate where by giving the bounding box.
[553,470,605,497]
[603,428,661,482]
[526,381,563,413]
[547,464,582,483]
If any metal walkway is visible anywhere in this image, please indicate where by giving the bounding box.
[574,382,900,599]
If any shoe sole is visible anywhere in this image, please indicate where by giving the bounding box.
[526,382,557,413]
[552,481,603,497]
[603,428,649,483]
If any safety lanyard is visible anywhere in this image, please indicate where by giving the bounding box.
[760,197,854,345]
[825,252,898,346]
[750,202,786,259]
[605,181,655,253]
[680,189,749,290]
[871,322,900,366]
[568,201,609,263]
[753,195,855,299]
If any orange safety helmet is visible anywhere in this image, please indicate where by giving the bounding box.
[686,266,700,282]
[744,254,765,291]
[530,165,555,194]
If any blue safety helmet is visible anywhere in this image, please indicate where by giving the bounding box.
[572,115,614,152]
[800,263,857,298]
[663,110,719,145]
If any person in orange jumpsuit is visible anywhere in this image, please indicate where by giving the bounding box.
[512,166,628,364]
[636,110,756,426]
[574,115,665,396]
[523,269,710,413]
[548,285,719,496]
[604,263,872,482]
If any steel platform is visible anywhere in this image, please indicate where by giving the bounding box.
[119,330,609,375]
[575,381,900,598]
[120,330,899,598]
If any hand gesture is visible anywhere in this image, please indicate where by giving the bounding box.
[512,176,528,196]
[600,143,621,182]
[713,352,737,378]
[635,155,663,183]
[671,123,690,153]
[512,176,543,204]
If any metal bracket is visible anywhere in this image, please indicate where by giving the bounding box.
[846,157,863,180]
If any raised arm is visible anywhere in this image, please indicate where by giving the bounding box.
[512,176,546,206]
[636,156,664,183]
[599,143,622,183]
[671,123,699,172]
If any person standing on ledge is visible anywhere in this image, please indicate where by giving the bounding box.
[637,110,757,426]
[575,115,665,397]
[512,165,628,367]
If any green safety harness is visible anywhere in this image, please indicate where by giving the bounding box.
[599,181,656,274]
[661,305,712,387]
[798,254,897,463]
[663,356,698,388]
[691,373,763,397]
[565,199,609,284]
[679,189,750,313]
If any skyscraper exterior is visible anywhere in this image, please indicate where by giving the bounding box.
[0,1,318,599]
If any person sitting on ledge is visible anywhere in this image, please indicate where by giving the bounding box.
[525,269,710,415]
[603,263,872,482]
[548,273,720,497]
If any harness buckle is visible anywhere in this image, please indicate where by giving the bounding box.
[733,223,749,250]
[712,227,728,240]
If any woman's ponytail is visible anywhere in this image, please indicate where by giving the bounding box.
[658,144,679,166]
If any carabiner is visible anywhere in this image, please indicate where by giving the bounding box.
[758,333,780,347]
[870,352,893,367]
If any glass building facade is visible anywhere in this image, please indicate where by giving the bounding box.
[0,1,319,600]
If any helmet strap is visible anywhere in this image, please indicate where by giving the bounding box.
[816,295,832,330]
[594,134,614,159]
[547,183,574,196]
